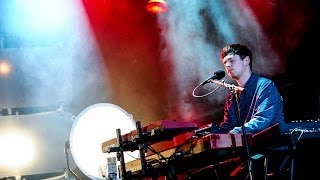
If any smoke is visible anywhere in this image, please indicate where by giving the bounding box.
[0,0,108,115]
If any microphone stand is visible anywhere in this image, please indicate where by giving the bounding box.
[116,128,128,180]
[231,87,254,180]
[135,121,148,176]
[194,79,254,179]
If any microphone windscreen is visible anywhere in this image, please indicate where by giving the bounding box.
[214,70,225,80]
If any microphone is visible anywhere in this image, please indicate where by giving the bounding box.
[199,70,225,86]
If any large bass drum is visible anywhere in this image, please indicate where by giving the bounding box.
[69,103,138,179]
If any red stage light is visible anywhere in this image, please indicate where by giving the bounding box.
[146,0,167,14]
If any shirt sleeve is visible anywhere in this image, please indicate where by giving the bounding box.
[232,81,283,134]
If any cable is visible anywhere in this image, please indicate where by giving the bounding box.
[192,82,223,98]
[289,128,305,144]
[118,146,140,160]
[168,136,196,162]
[146,144,169,164]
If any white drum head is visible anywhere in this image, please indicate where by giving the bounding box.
[69,103,138,179]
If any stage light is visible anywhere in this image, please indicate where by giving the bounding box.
[146,0,168,14]
[0,132,36,168]
[0,61,11,75]
[69,103,139,179]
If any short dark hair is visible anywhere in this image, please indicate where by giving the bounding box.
[220,44,252,69]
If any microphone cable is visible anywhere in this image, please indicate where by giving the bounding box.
[192,82,223,98]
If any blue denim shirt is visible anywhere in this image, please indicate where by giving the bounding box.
[220,73,287,134]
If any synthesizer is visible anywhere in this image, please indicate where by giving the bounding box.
[101,119,198,153]
[121,133,251,178]
[284,120,320,139]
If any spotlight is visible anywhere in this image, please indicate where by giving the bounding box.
[146,0,167,14]
[0,60,11,76]
[69,103,139,179]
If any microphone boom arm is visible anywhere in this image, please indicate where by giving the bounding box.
[209,80,244,92]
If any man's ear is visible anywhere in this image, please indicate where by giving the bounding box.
[243,56,250,66]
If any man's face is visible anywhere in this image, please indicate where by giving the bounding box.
[222,54,247,80]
